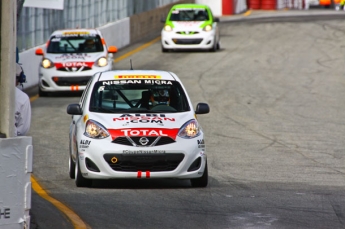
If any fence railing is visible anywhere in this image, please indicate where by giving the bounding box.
[17,0,179,52]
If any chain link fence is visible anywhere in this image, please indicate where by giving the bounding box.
[17,0,179,52]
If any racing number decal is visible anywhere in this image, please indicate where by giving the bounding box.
[137,171,150,178]
[71,85,79,91]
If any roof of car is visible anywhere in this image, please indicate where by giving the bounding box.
[97,70,179,82]
[171,4,211,10]
[50,28,101,37]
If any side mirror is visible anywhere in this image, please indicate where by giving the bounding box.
[108,46,118,53]
[195,103,210,114]
[35,48,44,56]
[67,104,82,115]
[214,17,220,23]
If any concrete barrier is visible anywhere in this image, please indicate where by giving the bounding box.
[0,137,33,229]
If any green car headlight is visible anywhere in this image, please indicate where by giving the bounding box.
[203,25,212,32]
[164,25,173,32]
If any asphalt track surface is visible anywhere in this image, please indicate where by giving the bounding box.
[29,9,345,229]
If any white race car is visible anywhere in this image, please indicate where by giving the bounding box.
[35,28,117,96]
[67,70,210,188]
[161,3,220,52]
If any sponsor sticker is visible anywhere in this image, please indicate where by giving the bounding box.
[113,114,175,124]
[123,150,166,154]
[102,80,172,85]
[108,128,179,140]
[115,75,161,79]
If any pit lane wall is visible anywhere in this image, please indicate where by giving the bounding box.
[0,137,33,229]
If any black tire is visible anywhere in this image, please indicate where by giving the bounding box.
[75,156,93,187]
[38,87,48,97]
[68,154,75,179]
[162,45,168,53]
[191,161,208,187]
[216,41,220,50]
[210,40,217,52]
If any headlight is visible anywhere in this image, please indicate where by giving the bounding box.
[178,119,201,139]
[203,25,212,32]
[96,57,108,67]
[41,58,54,68]
[164,25,173,32]
[84,120,109,139]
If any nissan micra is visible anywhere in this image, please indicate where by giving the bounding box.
[35,28,117,96]
[161,4,220,52]
[67,70,210,188]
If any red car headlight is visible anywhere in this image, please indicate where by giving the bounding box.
[178,119,201,139]
[84,120,109,139]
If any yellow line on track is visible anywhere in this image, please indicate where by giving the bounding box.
[243,10,252,16]
[31,175,88,229]
[30,37,159,228]
[30,94,39,102]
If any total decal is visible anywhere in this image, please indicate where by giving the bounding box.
[113,114,175,125]
[108,128,180,140]
[55,61,94,69]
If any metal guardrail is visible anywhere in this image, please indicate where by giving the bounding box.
[17,0,179,52]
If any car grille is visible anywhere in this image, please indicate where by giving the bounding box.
[176,31,200,35]
[53,76,91,86]
[112,136,175,147]
[57,66,92,72]
[172,38,203,45]
[103,153,185,172]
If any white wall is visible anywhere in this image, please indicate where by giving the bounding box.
[196,0,223,17]
[0,137,32,229]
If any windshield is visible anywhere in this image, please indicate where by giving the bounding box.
[89,79,190,113]
[169,8,209,21]
[47,34,104,54]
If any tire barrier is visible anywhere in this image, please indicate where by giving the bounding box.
[261,0,277,9]
[248,0,262,9]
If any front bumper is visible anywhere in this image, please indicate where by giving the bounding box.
[161,29,216,50]
[39,64,112,92]
[77,137,207,180]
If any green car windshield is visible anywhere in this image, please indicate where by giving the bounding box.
[89,80,191,113]
[169,8,209,21]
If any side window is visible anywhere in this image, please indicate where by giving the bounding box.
[80,79,93,109]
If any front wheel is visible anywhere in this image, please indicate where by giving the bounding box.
[68,154,75,179]
[190,161,208,187]
[38,87,48,97]
[75,155,93,187]
[162,45,168,53]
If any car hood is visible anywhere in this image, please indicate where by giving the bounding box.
[86,112,195,140]
[45,52,105,65]
[172,21,205,31]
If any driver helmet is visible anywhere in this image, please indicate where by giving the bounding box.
[85,39,95,49]
[151,89,170,106]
